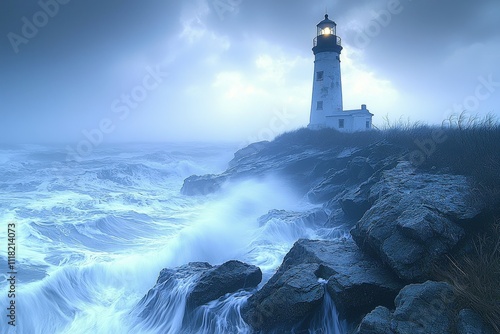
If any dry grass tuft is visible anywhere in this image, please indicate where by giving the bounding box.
[439,218,500,333]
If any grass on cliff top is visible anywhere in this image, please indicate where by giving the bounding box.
[274,113,500,211]
[273,126,381,149]
[382,113,500,208]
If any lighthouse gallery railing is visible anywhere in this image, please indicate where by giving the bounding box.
[313,36,342,47]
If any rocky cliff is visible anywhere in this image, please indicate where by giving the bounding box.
[146,127,499,333]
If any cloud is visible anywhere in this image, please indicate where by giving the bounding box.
[0,0,499,143]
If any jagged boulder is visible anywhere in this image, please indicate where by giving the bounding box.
[338,153,404,220]
[351,162,484,281]
[241,263,324,332]
[138,261,262,318]
[354,306,393,334]
[345,156,374,182]
[339,180,374,220]
[187,260,262,308]
[241,238,403,331]
[180,174,225,195]
[355,281,456,334]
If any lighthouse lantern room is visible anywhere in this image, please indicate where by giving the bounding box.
[309,14,373,132]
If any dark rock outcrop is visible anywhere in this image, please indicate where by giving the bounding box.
[181,174,224,195]
[187,260,262,308]
[355,281,456,334]
[175,134,494,333]
[354,306,393,334]
[181,137,403,198]
[339,181,374,220]
[241,262,324,331]
[351,162,484,281]
[338,153,402,220]
[181,144,349,196]
[241,238,403,331]
[344,156,374,182]
[229,141,269,168]
[307,154,373,203]
[138,260,262,317]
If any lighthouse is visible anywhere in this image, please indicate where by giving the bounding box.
[308,14,373,131]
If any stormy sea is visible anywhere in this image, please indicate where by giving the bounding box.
[0,143,347,334]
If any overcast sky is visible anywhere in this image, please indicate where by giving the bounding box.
[1,0,499,145]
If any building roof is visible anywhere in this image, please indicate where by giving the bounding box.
[324,109,374,117]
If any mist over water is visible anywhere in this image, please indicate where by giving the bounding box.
[0,143,347,334]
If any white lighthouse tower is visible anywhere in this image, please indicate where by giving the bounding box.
[309,14,373,131]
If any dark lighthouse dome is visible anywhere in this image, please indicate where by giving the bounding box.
[317,14,335,27]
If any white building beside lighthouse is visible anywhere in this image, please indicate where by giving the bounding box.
[308,14,373,131]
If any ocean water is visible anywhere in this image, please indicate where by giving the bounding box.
[0,143,347,334]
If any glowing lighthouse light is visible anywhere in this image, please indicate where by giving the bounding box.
[322,27,332,35]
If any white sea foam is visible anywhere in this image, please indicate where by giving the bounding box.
[0,144,347,334]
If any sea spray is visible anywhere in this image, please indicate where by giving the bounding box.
[308,283,349,334]
[185,290,253,334]
[0,144,349,333]
[132,271,196,333]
